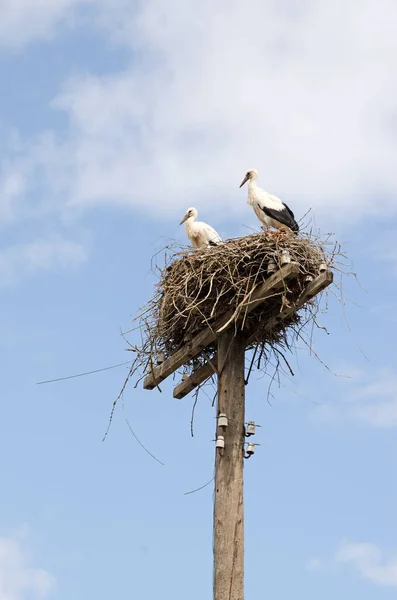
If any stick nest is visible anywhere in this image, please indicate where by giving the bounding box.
[125,230,343,389]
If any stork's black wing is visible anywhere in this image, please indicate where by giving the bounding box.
[258,202,299,233]
[282,201,295,220]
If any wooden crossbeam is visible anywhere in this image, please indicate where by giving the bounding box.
[246,268,333,345]
[300,268,333,301]
[173,268,333,399]
[173,357,218,399]
[143,262,299,390]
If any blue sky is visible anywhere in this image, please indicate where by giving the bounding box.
[1,1,397,598]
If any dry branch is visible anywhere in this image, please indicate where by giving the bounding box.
[121,229,343,398]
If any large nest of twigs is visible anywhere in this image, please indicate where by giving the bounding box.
[124,230,342,390]
[158,233,326,353]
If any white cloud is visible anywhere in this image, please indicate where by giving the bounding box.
[0,130,72,225]
[2,0,397,235]
[0,0,93,49]
[0,235,87,287]
[313,367,397,428]
[309,539,397,589]
[42,0,397,224]
[0,532,56,599]
[306,557,323,571]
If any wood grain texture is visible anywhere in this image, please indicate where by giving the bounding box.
[213,330,245,600]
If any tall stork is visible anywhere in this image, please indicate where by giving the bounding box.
[239,169,299,235]
[180,207,222,249]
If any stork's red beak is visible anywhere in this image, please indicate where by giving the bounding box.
[239,175,249,188]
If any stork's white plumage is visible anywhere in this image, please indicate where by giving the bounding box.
[180,207,222,249]
[239,169,299,235]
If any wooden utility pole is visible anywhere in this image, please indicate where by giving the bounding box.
[214,329,246,600]
[143,261,333,600]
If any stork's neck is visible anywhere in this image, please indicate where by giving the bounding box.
[247,178,257,204]
[184,216,196,234]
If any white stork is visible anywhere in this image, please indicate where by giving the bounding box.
[180,207,222,249]
[239,169,299,235]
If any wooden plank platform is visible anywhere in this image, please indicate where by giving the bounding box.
[172,269,333,399]
[143,262,300,390]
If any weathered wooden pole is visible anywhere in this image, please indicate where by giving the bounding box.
[142,257,333,599]
[214,328,246,600]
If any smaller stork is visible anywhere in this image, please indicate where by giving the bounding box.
[180,207,222,249]
[239,169,299,235]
